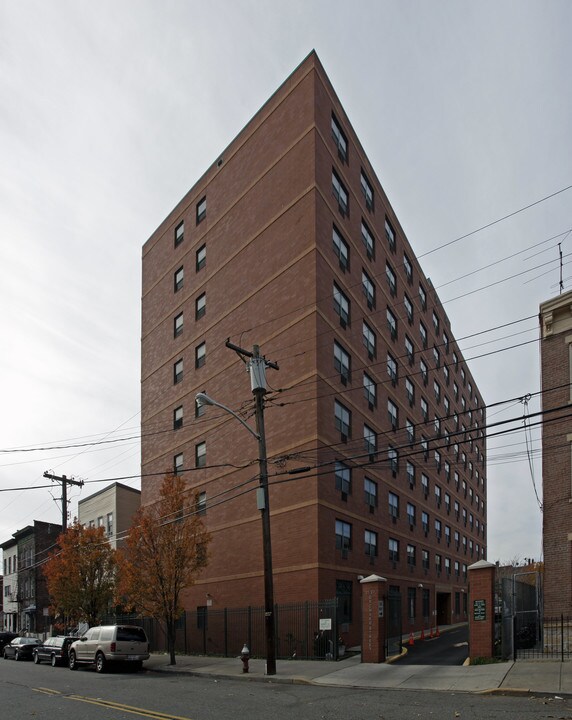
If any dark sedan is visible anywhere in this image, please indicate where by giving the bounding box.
[3,637,40,661]
[33,636,76,667]
[0,632,17,652]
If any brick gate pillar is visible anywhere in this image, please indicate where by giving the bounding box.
[360,574,387,663]
[468,559,496,659]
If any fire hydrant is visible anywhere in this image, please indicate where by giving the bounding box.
[240,643,250,673]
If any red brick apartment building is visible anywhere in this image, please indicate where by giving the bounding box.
[141,51,487,642]
[540,289,572,617]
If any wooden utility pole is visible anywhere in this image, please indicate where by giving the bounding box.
[43,472,84,531]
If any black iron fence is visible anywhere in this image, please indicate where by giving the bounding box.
[103,598,340,661]
[515,615,572,660]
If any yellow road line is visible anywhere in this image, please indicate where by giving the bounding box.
[33,687,62,696]
[66,694,194,720]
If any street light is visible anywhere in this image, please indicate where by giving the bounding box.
[195,361,277,675]
[195,392,259,440]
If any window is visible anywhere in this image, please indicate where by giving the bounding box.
[453,381,459,400]
[331,113,348,162]
[443,332,450,354]
[361,170,374,210]
[435,484,442,507]
[105,513,113,536]
[195,441,206,468]
[334,341,351,384]
[385,262,396,296]
[361,220,375,259]
[388,446,398,474]
[445,557,451,575]
[336,579,353,624]
[362,269,375,308]
[435,554,442,573]
[174,359,183,384]
[435,518,442,540]
[405,377,414,406]
[363,372,376,407]
[364,424,377,455]
[333,283,350,327]
[405,335,414,364]
[332,169,349,216]
[406,418,415,444]
[365,530,378,558]
[461,367,466,385]
[434,380,441,403]
[407,502,416,527]
[383,393,398,428]
[174,405,183,430]
[453,351,459,369]
[387,352,398,385]
[364,477,377,509]
[388,491,399,519]
[175,220,184,247]
[454,529,460,549]
[97,516,104,527]
[435,449,441,471]
[443,364,450,386]
[421,436,428,460]
[406,461,415,487]
[195,342,206,368]
[434,415,441,436]
[432,311,439,334]
[333,225,349,271]
[196,196,207,224]
[335,520,352,552]
[335,400,351,440]
[419,284,427,310]
[444,396,450,414]
[363,321,376,358]
[420,358,428,385]
[404,294,413,324]
[422,549,430,571]
[407,544,416,567]
[174,266,184,292]
[385,218,396,252]
[404,253,413,283]
[335,461,351,496]
[421,474,429,498]
[197,491,207,515]
[195,397,204,418]
[174,453,183,474]
[387,307,398,340]
[445,525,451,546]
[196,244,206,271]
[419,321,427,348]
[389,537,399,563]
[195,292,206,320]
[433,346,440,368]
[420,397,428,421]
[174,312,183,338]
[422,510,429,533]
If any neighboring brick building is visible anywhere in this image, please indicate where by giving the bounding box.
[539,289,572,617]
[0,521,62,635]
[78,482,140,550]
[141,51,487,643]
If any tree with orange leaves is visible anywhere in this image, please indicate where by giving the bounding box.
[43,522,117,628]
[116,473,210,665]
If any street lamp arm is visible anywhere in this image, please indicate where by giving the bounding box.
[195,392,260,440]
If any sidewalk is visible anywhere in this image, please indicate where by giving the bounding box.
[145,652,572,696]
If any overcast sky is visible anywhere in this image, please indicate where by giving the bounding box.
[1,0,570,565]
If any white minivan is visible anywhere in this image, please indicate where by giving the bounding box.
[68,625,149,673]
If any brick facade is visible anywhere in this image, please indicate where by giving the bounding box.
[540,290,572,616]
[141,51,487,646]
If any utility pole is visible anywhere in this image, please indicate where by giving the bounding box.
[43,472,84,532]
[226,339,278,675]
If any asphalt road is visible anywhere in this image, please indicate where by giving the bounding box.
[1,652,571,720]
[395,623,470,665]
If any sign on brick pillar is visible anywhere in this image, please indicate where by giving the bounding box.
[468,560,496,660]
[360,574,387,663]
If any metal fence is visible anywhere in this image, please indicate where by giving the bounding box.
[515,615,572,660]
[103,598,340,661]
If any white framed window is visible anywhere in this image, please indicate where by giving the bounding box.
[364,424,377,454]
[387,353,398,385]
[334,341,351,384]
[332,170,349,216]
[335,400,351,439]
[361,219,375,258]
[333,225,349,271]
[174,266,184,292]
[335,520,352,551]
[196,196,207,224]
[385,262,396,296]
[174,312,183,338]
[335,461,351,495]
[196,244,206,271]
[195,341,206,368]
[333,283,350,327]
[387,399,398,430]
[363,321,376,358]
[361,170,374,211]
[174,405,183,430]
[195,441,206,468]
[365,530,378,557]
[175,220,184,246]
[196,292,206,320]
[362,269,375,308]
[363,372,376,407]
[364,477,377,508]
[331,113,348,162]
[385,217,396,251]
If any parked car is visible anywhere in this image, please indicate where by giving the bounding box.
[68,625,149,673]
[33,636,76,667]
[0,632,18,652]
[3,636,40,661]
